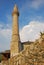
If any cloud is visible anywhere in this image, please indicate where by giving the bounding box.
[21,0,44,11]
[6,14,12,22]
[0,14,12,52]
[0,29,11,39]
[0,24,12,52]
[6,14,12,28]
[31,0,44,9]
[0,24,3,29]
[20,21,44,42]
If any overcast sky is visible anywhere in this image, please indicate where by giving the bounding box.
[0,0,44,52]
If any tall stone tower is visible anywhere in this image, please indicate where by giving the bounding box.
[10,5,20,57]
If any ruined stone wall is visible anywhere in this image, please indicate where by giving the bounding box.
[0,40,44,65]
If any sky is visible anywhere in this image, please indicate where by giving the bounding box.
[0,0,44,52]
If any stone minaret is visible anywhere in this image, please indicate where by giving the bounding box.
[10,5,20,57]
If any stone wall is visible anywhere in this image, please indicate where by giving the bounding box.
[0,41,44,65]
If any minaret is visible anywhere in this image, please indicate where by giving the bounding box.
[10,5,20,57]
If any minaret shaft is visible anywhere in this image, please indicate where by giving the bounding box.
[12,15,19,34]
[10,5,20,57]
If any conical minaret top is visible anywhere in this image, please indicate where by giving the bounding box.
[12,5,19,16]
